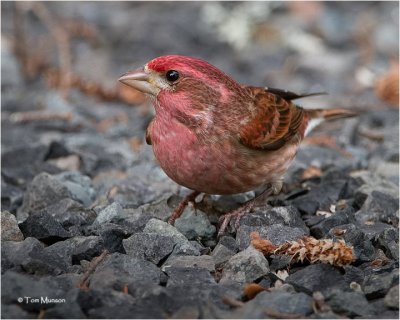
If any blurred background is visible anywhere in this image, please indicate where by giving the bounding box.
[1,1,399,214]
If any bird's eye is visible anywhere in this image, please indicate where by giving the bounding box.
[165,70,180,82]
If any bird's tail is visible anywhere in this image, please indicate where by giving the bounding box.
[304,108,358,136]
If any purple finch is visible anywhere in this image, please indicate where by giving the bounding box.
[119,55,356,236]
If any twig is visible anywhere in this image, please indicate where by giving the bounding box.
[37,308,46,319]
[303,135,352,158]
[357,127,385,142]
[78,250,109,290]
[30,2,72,97]
[10,111,72,123]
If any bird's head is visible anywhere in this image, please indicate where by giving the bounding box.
[119,55,242,114]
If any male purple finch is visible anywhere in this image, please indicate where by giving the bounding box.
[119,55,355,236]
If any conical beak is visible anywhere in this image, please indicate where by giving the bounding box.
[118,67,158,95]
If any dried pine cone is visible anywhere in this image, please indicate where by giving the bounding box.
[251,232,355,267]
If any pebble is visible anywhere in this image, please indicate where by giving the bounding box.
[1,211,24,241]
[384,285,399,310]
[232,291,313,318]
[175,205,216,240]
[19,211,71,244]
[219,246,269,284]
[162,255,215,273]
[94,202,124,225]
[327,291,376,317]
[123,232,176,264]
[286,264,349,296]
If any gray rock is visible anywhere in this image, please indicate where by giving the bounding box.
[327,291,376,317]
[1,144,59,190]
[175,206,216,240]
[1,237,44,273]
[211,243,235,267]
[1,180,23,213]
[123,233,176,264]
[232,291,313,318]
[113,207,151,234]
[54,171,96,207]
[21,236,104,275]
[1,211,24,241]
[143,218,187,242]
[80,288,164,319]
[96,223,131,253]
[166,267,216,287]
[94,202,124,225]
[363,269,398,299]
[286,264,349,296]
[309,207,355,238]
[17,172,71,222]
[140,194,177,221]
[171,240,201,257]
[219,236,238,252]
[44,288,86,319]
[384,285,399,310]
[43,198,97,229]
[220,246,269,284]
[356,191,399,226]
[68,236,105,264]
[162,255,215,273]
[291,178,347,215]
[329,223,376,262]
[19,211,71,244]
[236,224,307,250]
[143,218,200,256]
[89,253,161,290]
[369,297,399,319]
[21,244,73,276]
[376,227,399,260]
[1,304,36,319]
[1,271,64,312]
[354,175,399,208]
[240,205,308,232]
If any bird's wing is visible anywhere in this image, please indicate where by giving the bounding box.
[238,89,307,151]
[145,118,154,145]
[264,87,327,101]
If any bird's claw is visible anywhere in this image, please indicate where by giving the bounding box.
[217,202,254,238]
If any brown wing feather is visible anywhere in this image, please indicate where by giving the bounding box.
[145,118,154,145]
[239,89,307,151]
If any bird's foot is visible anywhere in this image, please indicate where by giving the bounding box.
[217,200,256,238]
[217,183,281,238]
[167,191,201,225]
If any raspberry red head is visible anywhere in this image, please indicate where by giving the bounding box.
[145,55,240,90]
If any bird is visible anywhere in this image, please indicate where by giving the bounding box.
[119,55,356,237]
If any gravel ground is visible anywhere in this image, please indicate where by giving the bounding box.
[1,2,399,319]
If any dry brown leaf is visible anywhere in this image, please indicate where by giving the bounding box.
[243,283,267,300]
[301,165,322,180]
[375,62,399,107]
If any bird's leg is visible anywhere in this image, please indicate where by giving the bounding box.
[217,181,283,238]
[167,190,201,225]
